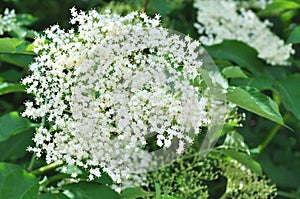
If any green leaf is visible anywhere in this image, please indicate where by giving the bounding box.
[150,0,171,17]
[0,82,25,96]
[230,77,274,91]
[0,112,32,142]
[120,187,149,198]
[0,69,23,82]
[226,86,284,126]
[259,0,300,16]
[0,128,34,161]
[38,193,69,199]
[0,162,39,199]
[274,74,300,121]
[0,53,34,68]
[222,131,250,153]
[0,38,34,55]
[222,66,248,79]
[217,150,263,175]
[155,183,162,199]
[62,182,120,199]
[205,40,265,75]
[287,25,300,44]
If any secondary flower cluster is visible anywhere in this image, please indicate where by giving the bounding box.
[23,8,212,183]
[194,0,294,66]
[0,9,17,35]
[236,0,273,9]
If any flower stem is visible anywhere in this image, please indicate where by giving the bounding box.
[258,113,290,152]
[31,161,63,176]
[27,153,36,171]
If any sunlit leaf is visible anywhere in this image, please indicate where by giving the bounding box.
[226,86,284,125]
[120,187,149,198]
[0,82,25,96]
[222,66,248,79]
[0,112,32,142]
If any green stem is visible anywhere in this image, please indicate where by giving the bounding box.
[27,100,48,171]
[27,154,36,171]
[42,173,70,186]
[31,161,63,176]
[258,113,290,152]
[277,190,297,198]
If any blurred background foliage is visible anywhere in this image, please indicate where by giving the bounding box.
[0,0,300,198]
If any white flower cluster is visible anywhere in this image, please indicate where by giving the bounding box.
[23,8,212,183]
[194,0,294,66]
[0,9,17,35]
[236,0,273,9]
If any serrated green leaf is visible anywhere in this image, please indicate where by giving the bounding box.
[0,162,39,199]
[217,150,263,175]
[0,112,32,142]
[287,25,300,44]
[274,74,300,121]
[62,182,120,199]
[120,187,149,198]
[222,66,248,79]
[0,82,25,96]
[226,86,284,125]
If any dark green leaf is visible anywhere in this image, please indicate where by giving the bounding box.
[0,128,34,161]
[120,187,149,198]
[205,40,265,75]
[0,162,39,199]
[62,182,120,199]
[222,66,248,79]
[0,82,25,96]
[150,0,171,17]
[287,25,300,44]
[38,193,70,199]
[0,69,23,82]
[230,77,274,91]
[0,53,34,68]
[218,150,263,175]
[274,74,300,121]
[226,86,284,125]
[0,111,32,142]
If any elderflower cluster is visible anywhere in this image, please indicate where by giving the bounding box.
[194,0,294,66]
[0,9,17,35]
[23,8,213,183]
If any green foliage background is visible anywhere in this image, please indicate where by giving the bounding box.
[0,0,300,198]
